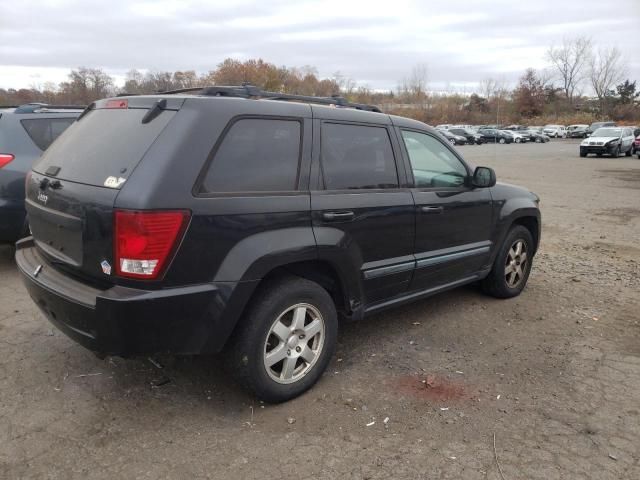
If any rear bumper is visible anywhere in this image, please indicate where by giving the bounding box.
[0,197,26,243]
[15,238,257,356]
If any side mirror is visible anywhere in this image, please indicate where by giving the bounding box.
[472,166,496,188]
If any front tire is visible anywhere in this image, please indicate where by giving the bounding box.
[481,225,534,299]
[611,146,620,157]
[227,276,338,403]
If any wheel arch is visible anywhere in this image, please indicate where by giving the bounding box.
[511,215,540,254]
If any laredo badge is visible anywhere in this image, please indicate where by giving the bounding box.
[104,176,127,188]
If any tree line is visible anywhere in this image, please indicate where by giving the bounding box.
[1,37,637,125]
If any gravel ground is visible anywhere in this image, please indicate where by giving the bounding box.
[1,139,639,479]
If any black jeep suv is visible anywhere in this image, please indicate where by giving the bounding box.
[16,86,541,402]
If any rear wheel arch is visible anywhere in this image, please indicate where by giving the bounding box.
[258,260,351,317]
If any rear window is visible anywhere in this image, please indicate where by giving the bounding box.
[321,123,398,190]
[20,118,75,150]
[199,118,301,193]
[33,108,176,187]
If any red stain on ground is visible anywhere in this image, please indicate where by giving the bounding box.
[391,374,469,402]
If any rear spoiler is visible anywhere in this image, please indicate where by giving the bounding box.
[78,96,185,122]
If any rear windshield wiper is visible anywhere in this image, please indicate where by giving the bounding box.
[141,99,167,124]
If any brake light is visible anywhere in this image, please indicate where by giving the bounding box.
[0,154,14,168]
[105,99,128,109]
[114,210,190,279]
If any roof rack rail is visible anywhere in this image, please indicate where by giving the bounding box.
[14,103,87,113]
[157,84,382,113]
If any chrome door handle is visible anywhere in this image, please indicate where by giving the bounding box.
[420,206,444,214]
[322,211,355,221]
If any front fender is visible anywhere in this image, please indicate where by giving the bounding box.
[490,192,541,261]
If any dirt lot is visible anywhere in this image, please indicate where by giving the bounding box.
[1,139,639,480]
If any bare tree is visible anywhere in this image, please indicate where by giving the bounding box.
[546,36,592,104]
[589,46,626,115]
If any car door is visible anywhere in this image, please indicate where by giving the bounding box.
[622,128,634,151]
[397,128,494,292]
[310,118,415,305]
[480,129,496,142]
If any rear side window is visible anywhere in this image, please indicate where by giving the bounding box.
[321,123,398,190]
[200,118,301,193]
[20,118,75,151]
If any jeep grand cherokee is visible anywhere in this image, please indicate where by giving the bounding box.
[16,86,541,402]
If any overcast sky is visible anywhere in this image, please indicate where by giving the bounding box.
[1,0,638,93]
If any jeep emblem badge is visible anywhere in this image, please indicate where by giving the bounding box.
[101,260,112,275]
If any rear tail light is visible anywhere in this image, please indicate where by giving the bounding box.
[114,210,190,279]
[0,154,15,168]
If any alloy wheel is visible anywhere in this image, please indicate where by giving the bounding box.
[263,303,325,384]
[504,240,528,288]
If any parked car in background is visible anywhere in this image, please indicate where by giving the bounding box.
[522,129,550,143]
[586,121,616,137]
[435,124,452,130]
[477,128,514,144]
[632,134,640,156]
[528,126,544,133]
[449,127,484,145]
[579,127,635,157]
[543,125,567,138]
[0,103,82,244]
[567,124,589,138]
[438,129,467,145]
[502,130,528,143]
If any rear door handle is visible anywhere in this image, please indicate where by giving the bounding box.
[421,206,444,214]
[322,211,354,221]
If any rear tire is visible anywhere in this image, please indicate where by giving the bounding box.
[625,148,631,157]
[499,138,506,144]
[226,276,338,403]
[481,225,534,299]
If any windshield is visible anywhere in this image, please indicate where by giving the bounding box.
[593,128,621,137]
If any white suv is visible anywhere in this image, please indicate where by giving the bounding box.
[543,125,567,138]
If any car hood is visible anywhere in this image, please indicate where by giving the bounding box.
[582,136,619,143]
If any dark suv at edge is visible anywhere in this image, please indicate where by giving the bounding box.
[15,87,541,402]
[0,104,82,243]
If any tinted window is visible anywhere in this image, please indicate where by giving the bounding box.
[201,119,301,193]
[321,123,398,190]
[34,109,176,187]
[401,130,468,188]
[20,118,75,150]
